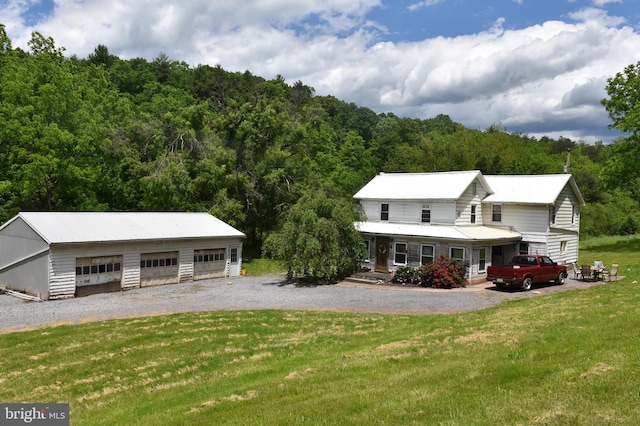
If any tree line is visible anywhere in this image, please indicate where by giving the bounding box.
[1,25,639,262]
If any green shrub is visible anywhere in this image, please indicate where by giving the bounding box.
[391,265,421,285]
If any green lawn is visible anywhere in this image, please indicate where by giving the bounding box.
[1,236,640,425]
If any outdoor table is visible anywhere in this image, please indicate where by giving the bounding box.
[590,266,604,281]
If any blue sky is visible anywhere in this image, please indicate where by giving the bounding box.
[2,0,640,143]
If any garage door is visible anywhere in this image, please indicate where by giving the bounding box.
[75,256,123,296]
[140,251,179,287]
[193,248,226,280]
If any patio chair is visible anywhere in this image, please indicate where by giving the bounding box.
[580,265,593,282]
[571,263,582,280]
[606,264,619,281]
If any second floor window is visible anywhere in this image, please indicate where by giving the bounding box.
[471,205,476,224]
[492,205,502,222]
[421,209,431,223]
[381,204,389,221]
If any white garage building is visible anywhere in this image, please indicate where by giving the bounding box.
[0,212,245,300]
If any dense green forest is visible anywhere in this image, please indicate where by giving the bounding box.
[1,26,639,256]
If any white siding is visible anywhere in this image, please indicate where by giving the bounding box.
[455,179,487,225]
[49,249,76,299]
[45,237,242,299]
[484,204,549,233]
[180,248,194,282]
[552,185,580,231]
[359,200,455,224]
[547,230,579,265]
[123,251,141,289]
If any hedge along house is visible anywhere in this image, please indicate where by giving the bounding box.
[0,212,245,300]
[353,171,584,284]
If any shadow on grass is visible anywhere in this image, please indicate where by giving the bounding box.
[582,237,640,254]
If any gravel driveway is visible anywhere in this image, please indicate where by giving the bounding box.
[0,275,607,333]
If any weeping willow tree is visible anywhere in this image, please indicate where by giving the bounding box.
[263,189,366,283]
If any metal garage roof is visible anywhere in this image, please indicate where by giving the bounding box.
[355,221,521,242]
[353,170,491,201]
[10,212,245,244]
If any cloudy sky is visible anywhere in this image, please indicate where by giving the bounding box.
[2,0,640,143]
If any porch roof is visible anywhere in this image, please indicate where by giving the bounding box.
[355,221,522,243]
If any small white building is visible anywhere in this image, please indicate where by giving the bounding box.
[354,171,585,284]
[0,212,245,300]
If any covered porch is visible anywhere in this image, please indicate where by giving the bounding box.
[355,221,522,284]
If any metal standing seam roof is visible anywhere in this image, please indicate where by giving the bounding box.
[353,170,491,200]
[355,221,522,242]
[483,174,585,205]
[9,212,245,245]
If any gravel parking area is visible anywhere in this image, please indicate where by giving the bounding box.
[0,275,608,333]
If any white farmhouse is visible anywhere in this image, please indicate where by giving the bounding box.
[354,171,585,284]
[0,212,245,300]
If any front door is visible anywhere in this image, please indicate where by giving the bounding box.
[376,237,390,272]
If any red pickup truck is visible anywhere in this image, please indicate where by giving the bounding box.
[486,255,567,291]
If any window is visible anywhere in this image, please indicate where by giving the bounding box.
[472,182,477,196]
[492,205,502,222]
[560,241,567,254]
[541,256,555,266]
[76,256,122,276]
[471,205,476,224]
[381,204,389,221]
[519,243,529,255]
[550,206,556,224]
[449,247,465,266]
[572,206,576,224]
[394,242,407,265]
[194,249,225,263]
[421,245,435,265]
[479,248,486,271]
[421,209,431,223]
[230,248,238,263]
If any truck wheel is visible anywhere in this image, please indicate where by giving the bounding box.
[555,272,566,285]
[521,277,533,291]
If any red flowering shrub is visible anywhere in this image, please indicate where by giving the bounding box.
[418,256,467,288]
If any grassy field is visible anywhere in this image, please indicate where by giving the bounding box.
[1,236,639,425]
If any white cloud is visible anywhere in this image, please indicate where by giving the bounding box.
[0,0,638,143]
[408,1,446,12]
[592,0,622,6]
